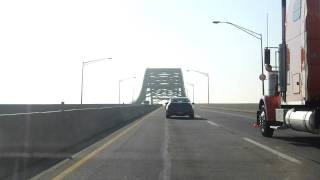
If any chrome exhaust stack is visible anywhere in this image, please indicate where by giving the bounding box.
[285,109,320,134]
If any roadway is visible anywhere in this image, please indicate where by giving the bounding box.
[32,105,320,180]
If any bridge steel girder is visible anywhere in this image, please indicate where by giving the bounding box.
[135,68,186,104]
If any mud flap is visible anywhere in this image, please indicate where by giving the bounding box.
[252,110,261,128]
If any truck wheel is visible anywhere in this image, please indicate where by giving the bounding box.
[259,105,274,138]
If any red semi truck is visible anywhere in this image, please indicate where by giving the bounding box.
[256,0,320,137]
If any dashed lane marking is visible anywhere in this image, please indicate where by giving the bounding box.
[243,137,302,164]
[207,121,220,127]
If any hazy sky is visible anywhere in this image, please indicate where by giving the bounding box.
[0,0,283,104]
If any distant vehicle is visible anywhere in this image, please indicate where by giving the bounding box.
[165,97,194,118]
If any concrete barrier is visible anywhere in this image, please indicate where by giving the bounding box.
[0,104,127,114]
[0,105,160,179]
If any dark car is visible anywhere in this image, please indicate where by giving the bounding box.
[165,97,194,118]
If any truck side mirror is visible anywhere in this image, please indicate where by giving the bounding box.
[264,48,271,65]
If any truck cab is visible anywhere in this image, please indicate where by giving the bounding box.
[285,0,320,105]
[257,0,320,137]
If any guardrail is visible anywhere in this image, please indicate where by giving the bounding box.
[0,104,160,179]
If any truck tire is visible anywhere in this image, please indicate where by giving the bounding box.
[259,104,274,138]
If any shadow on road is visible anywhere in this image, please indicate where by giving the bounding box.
[167,116,207,121]
[274,136,320,149]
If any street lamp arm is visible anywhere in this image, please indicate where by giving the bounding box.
[212,20,265,95]
[80,57,112,104]
[213,21,261,40]
[119,76,136,82]
[226,22,261,37]
[233,26,261,40]
[186,70,210,104]
[83,57,112,65]
[227,23,261,40]
[187,69,208,77]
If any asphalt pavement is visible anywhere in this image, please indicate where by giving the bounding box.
[33,106,320,180]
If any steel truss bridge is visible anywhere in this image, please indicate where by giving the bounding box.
[135,68,186,104]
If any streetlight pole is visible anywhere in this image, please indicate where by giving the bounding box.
[81,62,85,104]
[80,57,112,104]
[118,76,136,104]
[186,70,210,104]
[212,21,265,95]
[186,83,195,103]
[207,75,210,104]
[118,80,121,104]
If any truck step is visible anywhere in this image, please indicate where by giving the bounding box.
[270,125,288,130]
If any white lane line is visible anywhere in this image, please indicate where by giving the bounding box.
[207,121,220,127]
[243,137,302,164]
[161,118,171,180]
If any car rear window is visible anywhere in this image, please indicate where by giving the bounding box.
[171,98,190,103]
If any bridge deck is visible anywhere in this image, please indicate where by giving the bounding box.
[33,106,320,180]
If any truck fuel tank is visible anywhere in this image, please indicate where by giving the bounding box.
[285,109,320,134]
